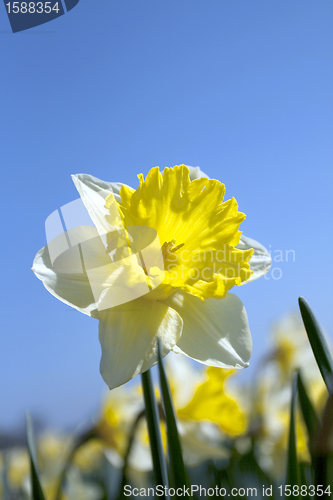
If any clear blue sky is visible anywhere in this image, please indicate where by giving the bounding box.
[1,0,332,431]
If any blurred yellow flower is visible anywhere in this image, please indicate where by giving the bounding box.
[95,383,145,457]
[249,313,328,478]
[177,367,246,436]
[98,354,247,471]
[7,449,29,489]
[38,432,69,475]
[72,440,104,471]
[1,434,107,500]
[33,165,271,389]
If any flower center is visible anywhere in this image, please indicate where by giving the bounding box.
[106,165,254,301]
[140,240,184,278]
[161,239,184,261]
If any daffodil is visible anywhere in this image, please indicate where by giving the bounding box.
[96,383,145,457]
[33,165,271,389]
[246,313,328,479]
[6,448,30,490]
[166,354,248,465]
[177,367,246,436]
[99,354,247,472]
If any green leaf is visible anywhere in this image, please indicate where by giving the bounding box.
[286,374,299,489]
[312,392,333,489]
[157,339,191,491]
[237,448,274,490]
[26,413,46,500]
[224,445,276,498]
[141,368,169,498]
[298,297,333,393]
[326,453,333,492]
[103,457,122,500]
[297,371,321,440]
[299,461,314,487]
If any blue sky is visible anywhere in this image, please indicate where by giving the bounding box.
[1,0,332,431]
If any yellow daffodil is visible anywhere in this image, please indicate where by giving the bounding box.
[32,165,270,389]
[2,435,105,500]
[95,383,145,457]
[99,354,247,471]
[6,448,30,489]
[26,467,102,500]
[177,366,246,436]
[248,313,328,479]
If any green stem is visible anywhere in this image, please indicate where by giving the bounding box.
[157,339,190,490]
[141,369,169,498]
[117,409,145,498]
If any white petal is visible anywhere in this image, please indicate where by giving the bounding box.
[71,173,130,234]
[32,225,112,317]
[167,292,252,368]
[165,352,202,408]
[179,421,228,464]
[98,298,183,389]
[105,448,124,469]
[236,235,271,283]
[187,165,209,180]
[128,435,154,471]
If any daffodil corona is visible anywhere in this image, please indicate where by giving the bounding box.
[33,165,271,389]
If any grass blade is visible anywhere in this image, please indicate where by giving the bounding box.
[286,374,299,489]
[298,297,333,393]
[141,368,169,498]
[311,392,333,490]
[26,413,46,500]
[297,371,321,439]
[157,339,190,491]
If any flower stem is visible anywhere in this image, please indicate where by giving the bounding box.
[157,339,190,490]
[141,369,169,498]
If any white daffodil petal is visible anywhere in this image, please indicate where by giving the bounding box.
[128,437,154,472]
[165,353,202,408]
[98,298,183,389]
[32,225,112,317]
[179,421,228,465]
[71,173,130,234]
[167,292,252,368]
[187,165,209,180]
[236,234,271,283]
